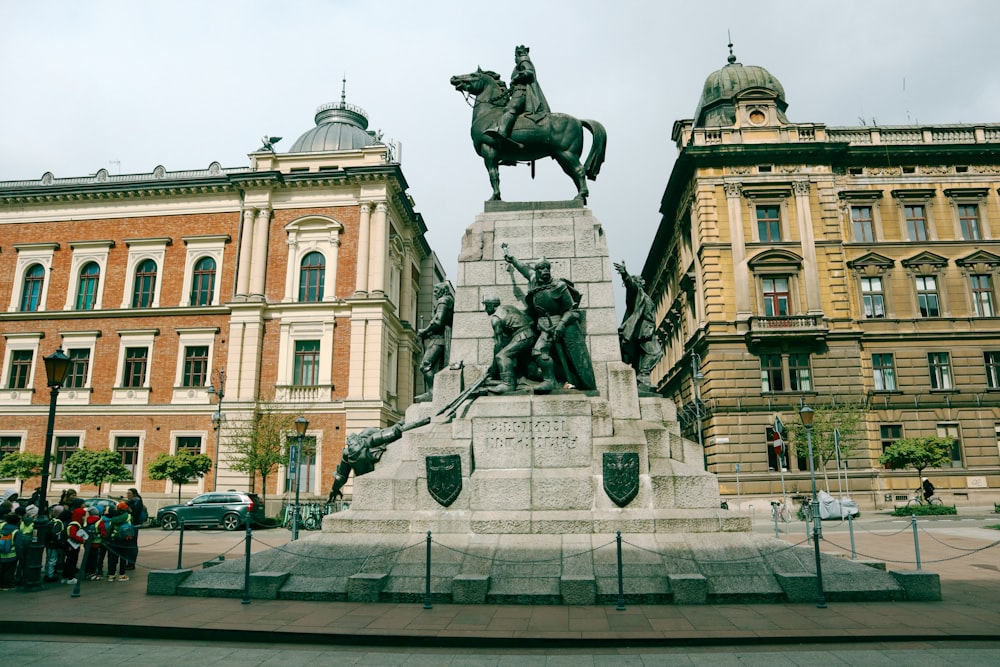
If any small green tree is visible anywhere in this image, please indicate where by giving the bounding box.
[0,451,44,493]
[148,451,213,502]
[782,400,867,490]
[62,448,132,496]
[226,402,293,500]
[879,436,954,491]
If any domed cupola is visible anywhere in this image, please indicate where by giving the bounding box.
[693,43,789,128]
[288,81,380,153]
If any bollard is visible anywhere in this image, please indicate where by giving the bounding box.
[242,521,252,604]
[911,514,922,571]
[770,502,780,538]
[423,530,433,609]
[176,518,185,570]
[615,531,625,611]
[848,513,857,560]
[71,577,81,598]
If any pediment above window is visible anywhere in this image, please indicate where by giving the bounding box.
[747,248,803,272]
[901,251,948,274]
[956,250,1000,273]
[847,252,895,276]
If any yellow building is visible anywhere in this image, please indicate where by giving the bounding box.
[643,48,1000,509]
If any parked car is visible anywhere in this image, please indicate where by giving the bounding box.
[156,491,266,531]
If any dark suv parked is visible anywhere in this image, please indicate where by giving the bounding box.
[157,491,266,531]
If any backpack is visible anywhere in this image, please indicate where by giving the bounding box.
[0,529,16,555]
[46,518,65,549]
[138,504,148,525]
[114,521,135,543]
[99,516,112,539]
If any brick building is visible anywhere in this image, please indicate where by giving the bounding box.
[643,48,1000,509]
[0,95,446,510]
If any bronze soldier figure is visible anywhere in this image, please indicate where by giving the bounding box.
[614,261,664,391]
[503,245,596,392]
[484,45,550,148]
[483,294,536,393]
[327,417,430,502]
[415,282,454,402]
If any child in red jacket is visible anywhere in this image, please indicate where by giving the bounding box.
[62,506,88,584]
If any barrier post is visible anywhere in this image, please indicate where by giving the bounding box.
[911,514,922,571]
[176,518,185,570]
[423,530,433,609]
[847,513,857,560]
[615,531,625,611]
[242,522,252,604]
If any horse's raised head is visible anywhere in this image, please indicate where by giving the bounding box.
[450,69,486,94]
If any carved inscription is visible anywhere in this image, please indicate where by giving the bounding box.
[474,417,583,469]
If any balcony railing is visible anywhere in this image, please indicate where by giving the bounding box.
[274,385,333,403]
[746,314,828,347]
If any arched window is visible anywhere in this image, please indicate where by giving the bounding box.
[20,264,45,312]
[76,262,101,310]
[190,256,216,306]
[132,258,158,308]
[298,252,325,302]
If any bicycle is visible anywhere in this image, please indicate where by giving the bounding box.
[770,499,791,523]
[907,490,944,508]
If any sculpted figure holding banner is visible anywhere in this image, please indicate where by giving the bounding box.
[482,294,536,393]
[415,282,454,402]
[327,417,430,502]
[614,261,663,390]
[485,45,550,148]
[503,244,596,392]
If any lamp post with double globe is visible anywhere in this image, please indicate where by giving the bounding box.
[800,404,827,608]
[23,348,71,591]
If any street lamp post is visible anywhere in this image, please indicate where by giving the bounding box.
[292,416,309,541]
[692,353,705,469]
[208,367,225,492]
[800,404,827,609]
[24,347,71,591]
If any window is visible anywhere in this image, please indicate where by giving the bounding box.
[123,347,149,388]
[176,436,202,455]
[756,205,781,242]
[293,340,320,385]
[54,436,80,479]
[760,354,784,392]
[936,424,963,468]
[64,349,91,389]
[298,252,326,302]
[905,204,928,241]
[928,352,953,390]
[132,258,157,308]
[76,262,100,310]
[880,425,903,468]
[873,353,897,391]
[190,257,216,306]
[959,204,981,240]
[852,206,875,242]
[182,346,209,387]
[116,436,140,479]
[761,276,790,316]
[971,274,995,317]
[986,352,1000,389]
[7,350,32,389]
[861,277,886,318]
[788,353,812,391]
[916,276,940,317]
[0,436,20,470]
[20,264,44,312]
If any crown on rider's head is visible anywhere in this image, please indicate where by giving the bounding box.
[515,45,530,56]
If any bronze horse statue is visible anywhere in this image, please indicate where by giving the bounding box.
[450,68,606,203]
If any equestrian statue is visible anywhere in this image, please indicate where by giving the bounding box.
[450,45,606,203]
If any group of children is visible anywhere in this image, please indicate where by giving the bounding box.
[0,487,145,590]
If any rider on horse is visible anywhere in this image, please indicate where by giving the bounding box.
[485,45,550,149]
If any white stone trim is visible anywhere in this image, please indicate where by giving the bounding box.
[9,243,57,313]
[180,235,228,306]
[121,238,169,308]
[65,240,113,310]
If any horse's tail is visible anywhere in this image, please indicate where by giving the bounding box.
[581,119,607,181]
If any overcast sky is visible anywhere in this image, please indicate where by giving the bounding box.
[4,0,1000,288]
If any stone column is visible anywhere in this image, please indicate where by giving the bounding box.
[354,202,372,295]
[369,202,388,296]
[236,208,256,297]
[725,182,751,319]
[282,238,298,302]
[398,247,413,325]
[249,208,271,298]
[325,237,341,301]
[793,180,822,313]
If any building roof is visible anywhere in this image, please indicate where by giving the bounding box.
[693,45,788,128]
[288,98,379,153]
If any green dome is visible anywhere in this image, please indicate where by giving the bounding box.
[288,100,378,153]
[693,49,788,128]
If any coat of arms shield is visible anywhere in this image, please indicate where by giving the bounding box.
[426,454,462,507]
[603,452,639,507]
